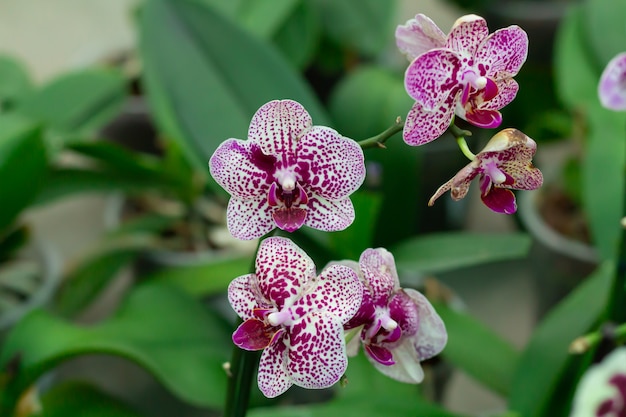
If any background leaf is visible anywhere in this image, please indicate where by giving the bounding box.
[0,55,33,110]
[584,0,626,68]
[41,382,143,417]
[391,232,531,274]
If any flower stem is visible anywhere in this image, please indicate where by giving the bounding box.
[447,121,475,160]
[569,322,626,354]
[357,117,404,149]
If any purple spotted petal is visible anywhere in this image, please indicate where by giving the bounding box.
[599,52,626,110]
[395,14,446,61]
[405,49,463,111]
[464,108,502,128]
[482,187,517,214]
[478,78,519,111]
[226,197,274,240]
[446,15,489,57]
[500,160,543,190]
[286,311,348,389]
[476,26,528,79]
[403,288,448,361]
[359,248,398,305]
[368,339,425,383]
[273,208,307,233]
[297,126,365,200]
[209,139,272,199]
[257,338,291,398]
[255,237,315,309]
[403,97,458,146]
[297,264,363,323]
[228,274,267,320]
[232,318,274,350]
[248,99,312,158]
[305,195,355,232]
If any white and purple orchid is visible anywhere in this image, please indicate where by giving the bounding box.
[209,99,366,240]
[396,14,528,146]
[228,237,363,398]
[570,347,626,417]
[599,52,626,111]
[428,128,543,214]
[341,248,447,383]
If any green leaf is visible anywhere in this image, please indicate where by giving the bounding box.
[144,254,250,297]
[311,0,397,57]
[16,68,126,136]
[0,225,29,262]
[327,191,382,260]
[553,6,600,110]
[0,55,32,110]
[583,106,626,261]
[41,382,143,417]
[272,0,321,68]
[435,304,519,397]
[139,0,327,179]
[584,0,626,68]
[54,233,161,317]
[508,261,614,417]
[0,282,232,411]
[391,233,532,274]
[0,114,47,234]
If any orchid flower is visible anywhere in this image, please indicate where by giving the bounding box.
[599,52,626,111]
[429,128,543,214]
[570,347,626,417]
[228,237,363,398]
[209,99,366,240]
[341,248,447,383]
[396,14,528,146]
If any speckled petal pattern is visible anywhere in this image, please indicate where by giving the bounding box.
[209,139,272,199]
[405,49,463,111]
[499,160,543,191]
[257,339,291,398]
[403,98,458,146]
[359,248,398,304]
[599,52,626,111]
[228,274,263,321]
[286,311,348,389]
[297,127,365,201]
[403,288,448,361]
[395,14,446,61]
[446,15,488,57]
[479,79,519,111]
[226,197,274,240]
[248,99,312,158]
[255,237,316,309]
[305,195,355,232]
[297,264,363,323]
[476,26,528,79]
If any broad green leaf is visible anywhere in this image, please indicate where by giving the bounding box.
[554,6,600,110]
[144,254,250,296]
[0,282,232,411]
[0,225,29,261]
[0,114,47,234]
[234,0,299,39]
[272,0,321,68]
[16,68,126,136]
[508,261,613,417]
[139,0,327,179]
[0,55,32,110]
[584,0,626,68]
[435,304,519,397]
[391,233,531,274]
[583,105,626,261]
[54,233,161,317]
[328,66,419,247]
[327,191,382,260]
[41,382,143,417]
[311,0,397,57]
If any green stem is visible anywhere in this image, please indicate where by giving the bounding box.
[223,233,271,417]
[446,121,475,160]
[570,322,626,354]
[357,117,404,149]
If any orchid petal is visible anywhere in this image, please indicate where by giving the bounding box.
[248,99,312,159]
[365,344,395,366]
[403,97,458,146]
[297,126,365,200]
[297,264,363,323]
[464,108,502,128]
[226,197,274,240]
[368,339,425,384]
[479,78,519,110]
[209,140,273,199]
[359,248,398,304]
[272,208,307,232]
[405,49,463,111]
[228,274,266,320]
[403,288,448,361]
[286,311,348,389]
[599,52,626,111]
[396,14,446,61]
[257,338,291,398]
[482,187,517,214]
[500,160,544,190]
[305,195,355,232]
[233,318,274,351]
[446,15,489,58]
[255,237,315,309]
[476,26,528,79]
